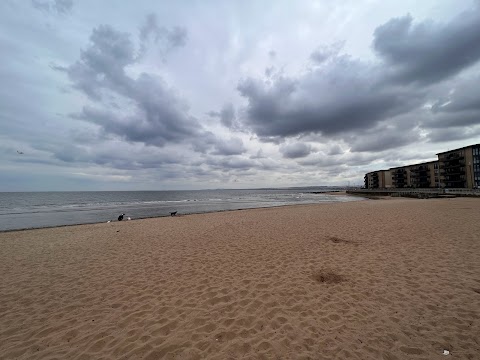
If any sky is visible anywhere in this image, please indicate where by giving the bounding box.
[1,0,480,191]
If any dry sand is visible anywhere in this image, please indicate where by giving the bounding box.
[1,197,479,360]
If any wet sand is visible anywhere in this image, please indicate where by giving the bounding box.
[1,197,479,359]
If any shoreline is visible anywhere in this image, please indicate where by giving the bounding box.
[0,194,364,234]
[2,197,479,359]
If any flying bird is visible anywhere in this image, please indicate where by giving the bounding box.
[17,150,24,154]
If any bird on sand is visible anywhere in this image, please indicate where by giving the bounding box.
[118,213,125,221]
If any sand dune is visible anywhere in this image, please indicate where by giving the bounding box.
[1,198,479,359]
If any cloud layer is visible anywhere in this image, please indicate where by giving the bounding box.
[1,0,480,190]
[237,2,480,153]
[64,23,211,148]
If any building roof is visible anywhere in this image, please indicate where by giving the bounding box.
[388,159,438,170]
[388,165,411,170]
[436,144,480,155]
[365,170,388,175]
[407,160,438,167]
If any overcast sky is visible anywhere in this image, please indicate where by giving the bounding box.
[1,0,480,191]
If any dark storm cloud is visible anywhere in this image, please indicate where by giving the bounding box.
[430,76,480,115]
[237,59,424,138]
[373,4,480,85]
[66,25,135,100]
[63,24,214,149]
[31,0,73,14]
[279,142,312,159]
[237,5,480,155]
[74,101,199,147]
[424,75,480,130]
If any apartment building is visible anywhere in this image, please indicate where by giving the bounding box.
[364,170,391,189]
[383,169,392,188]
[363,143,479,189]
[437,144,480,188]
[409,161,439,188]
[364,171,379,189]
[390,165,410,188]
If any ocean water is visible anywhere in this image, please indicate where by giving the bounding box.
[0,188,362,231]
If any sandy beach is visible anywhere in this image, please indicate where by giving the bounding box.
[1,197,479,360]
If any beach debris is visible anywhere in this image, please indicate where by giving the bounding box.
[329,236,355,244]
[443,350,450,355]
[118,213,125,221]
[107,220,111,223]
[313,270,346,284]
[127,217,131,220]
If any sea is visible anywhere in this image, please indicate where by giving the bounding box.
[0,188,363,231]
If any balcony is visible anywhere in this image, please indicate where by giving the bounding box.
[445,180,466,188]
[410,172,429,178]
[411,166,429,172]
[443,168,466,176]
[444,176,466,182]
[445,153,465,160]
[443,161,466,168]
